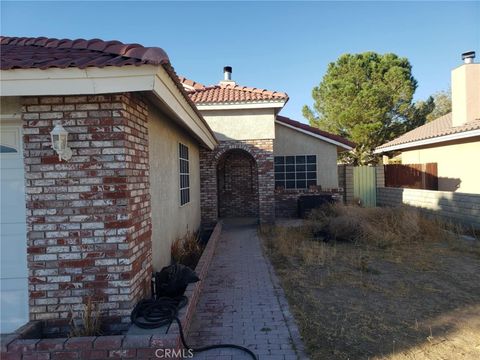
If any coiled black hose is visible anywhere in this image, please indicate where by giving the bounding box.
[131,297,257,359]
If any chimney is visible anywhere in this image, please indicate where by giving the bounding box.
[451,51,480,127]
[219,66,235,86]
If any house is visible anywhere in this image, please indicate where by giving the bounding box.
[0,36,352,334]
[179,70,354,223]
[375,52,480,194]
[0,36,217,334]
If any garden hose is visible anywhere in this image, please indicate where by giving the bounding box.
[131,297,257,359]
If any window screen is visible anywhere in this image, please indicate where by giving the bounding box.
[274,155,317,189]
[179,143,190,205]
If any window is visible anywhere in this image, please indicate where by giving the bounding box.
[274,155,317,189]
[179,143,190,205]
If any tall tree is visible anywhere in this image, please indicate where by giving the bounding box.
[303,52,434,164]
[426,90,451,122]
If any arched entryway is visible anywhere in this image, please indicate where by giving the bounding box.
[217,149,259,218]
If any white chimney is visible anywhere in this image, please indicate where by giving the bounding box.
[219,66,235,86]
[451,51,480,127]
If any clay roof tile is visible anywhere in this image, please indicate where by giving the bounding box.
[0,35,170,70]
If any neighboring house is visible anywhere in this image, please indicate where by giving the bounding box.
[0,36,217,334]
[180,70,354,222]
[0,36,352,334]
[375,52,480,194]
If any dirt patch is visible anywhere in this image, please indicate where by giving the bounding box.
[261,205,480,360]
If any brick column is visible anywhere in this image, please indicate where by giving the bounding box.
[22,93,151,328]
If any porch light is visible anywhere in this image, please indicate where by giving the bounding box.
[50,124,72,161]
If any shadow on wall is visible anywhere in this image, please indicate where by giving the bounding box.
[438,177,462,192]
[378,186,480,230]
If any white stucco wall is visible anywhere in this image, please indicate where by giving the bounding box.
[148,105,201,271]
[200,108,276,140]
[274,123,339,189]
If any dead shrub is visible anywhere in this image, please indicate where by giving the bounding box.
[171,231,203,269]
[314,204,456,249]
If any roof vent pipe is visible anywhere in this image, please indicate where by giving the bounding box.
[223,66,232,81]
[462,51,475,64]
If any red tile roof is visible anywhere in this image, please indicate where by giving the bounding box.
[0,36,217,146]
[276,116,355,149]
[376,112,480,151]
[179,77,288,104]
[0,36,169,70]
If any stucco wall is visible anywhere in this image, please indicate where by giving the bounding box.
[401,138,480,194]
[274,123,339,189]
[201,108,276,141]
[451,63,480,127]
[148,105,201,271]
[377,187,480,229]
[0,97,21,117]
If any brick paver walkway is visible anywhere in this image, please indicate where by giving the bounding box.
[187,219,306,360]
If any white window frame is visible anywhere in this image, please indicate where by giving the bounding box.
[179,143,190,206]
[274,155,317,190]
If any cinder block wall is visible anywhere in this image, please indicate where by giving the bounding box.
[337,165,354,204]
[22,93,152,328]
[377,187,480,229]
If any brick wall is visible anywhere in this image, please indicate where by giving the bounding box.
[377,187,480,229]
[274,188,343,218]
[0,223,223,360]
[22,93,152,328]
[200,140,274,226]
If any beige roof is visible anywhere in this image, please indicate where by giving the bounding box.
[376,113,480,151]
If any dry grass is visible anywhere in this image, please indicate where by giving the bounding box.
[69,297,102,337]
[171,231,203,269]
[261,204,480,360]
[308,204,457,248]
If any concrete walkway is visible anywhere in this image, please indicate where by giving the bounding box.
[187,219,306,360]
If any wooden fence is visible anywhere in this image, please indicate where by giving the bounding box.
[384,163,438,190]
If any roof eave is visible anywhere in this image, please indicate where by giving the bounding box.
[275,119,354,150]
[374,129,480,153]
[196,100,287,111]
[0,64,218,149]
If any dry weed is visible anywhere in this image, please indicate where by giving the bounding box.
[310,204,460,250]
[171,231,203,269]
[69,297,102,337]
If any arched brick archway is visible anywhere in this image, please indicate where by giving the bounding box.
[217,149,259,218]
[199,140,275,227]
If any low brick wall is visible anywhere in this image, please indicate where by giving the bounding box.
[275,189,343,218]
[377,187,480,229]
[0,222,223,360]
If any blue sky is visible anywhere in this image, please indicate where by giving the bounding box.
[1,1,479,122]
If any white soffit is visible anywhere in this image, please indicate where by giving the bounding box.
[196,101,286,111]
